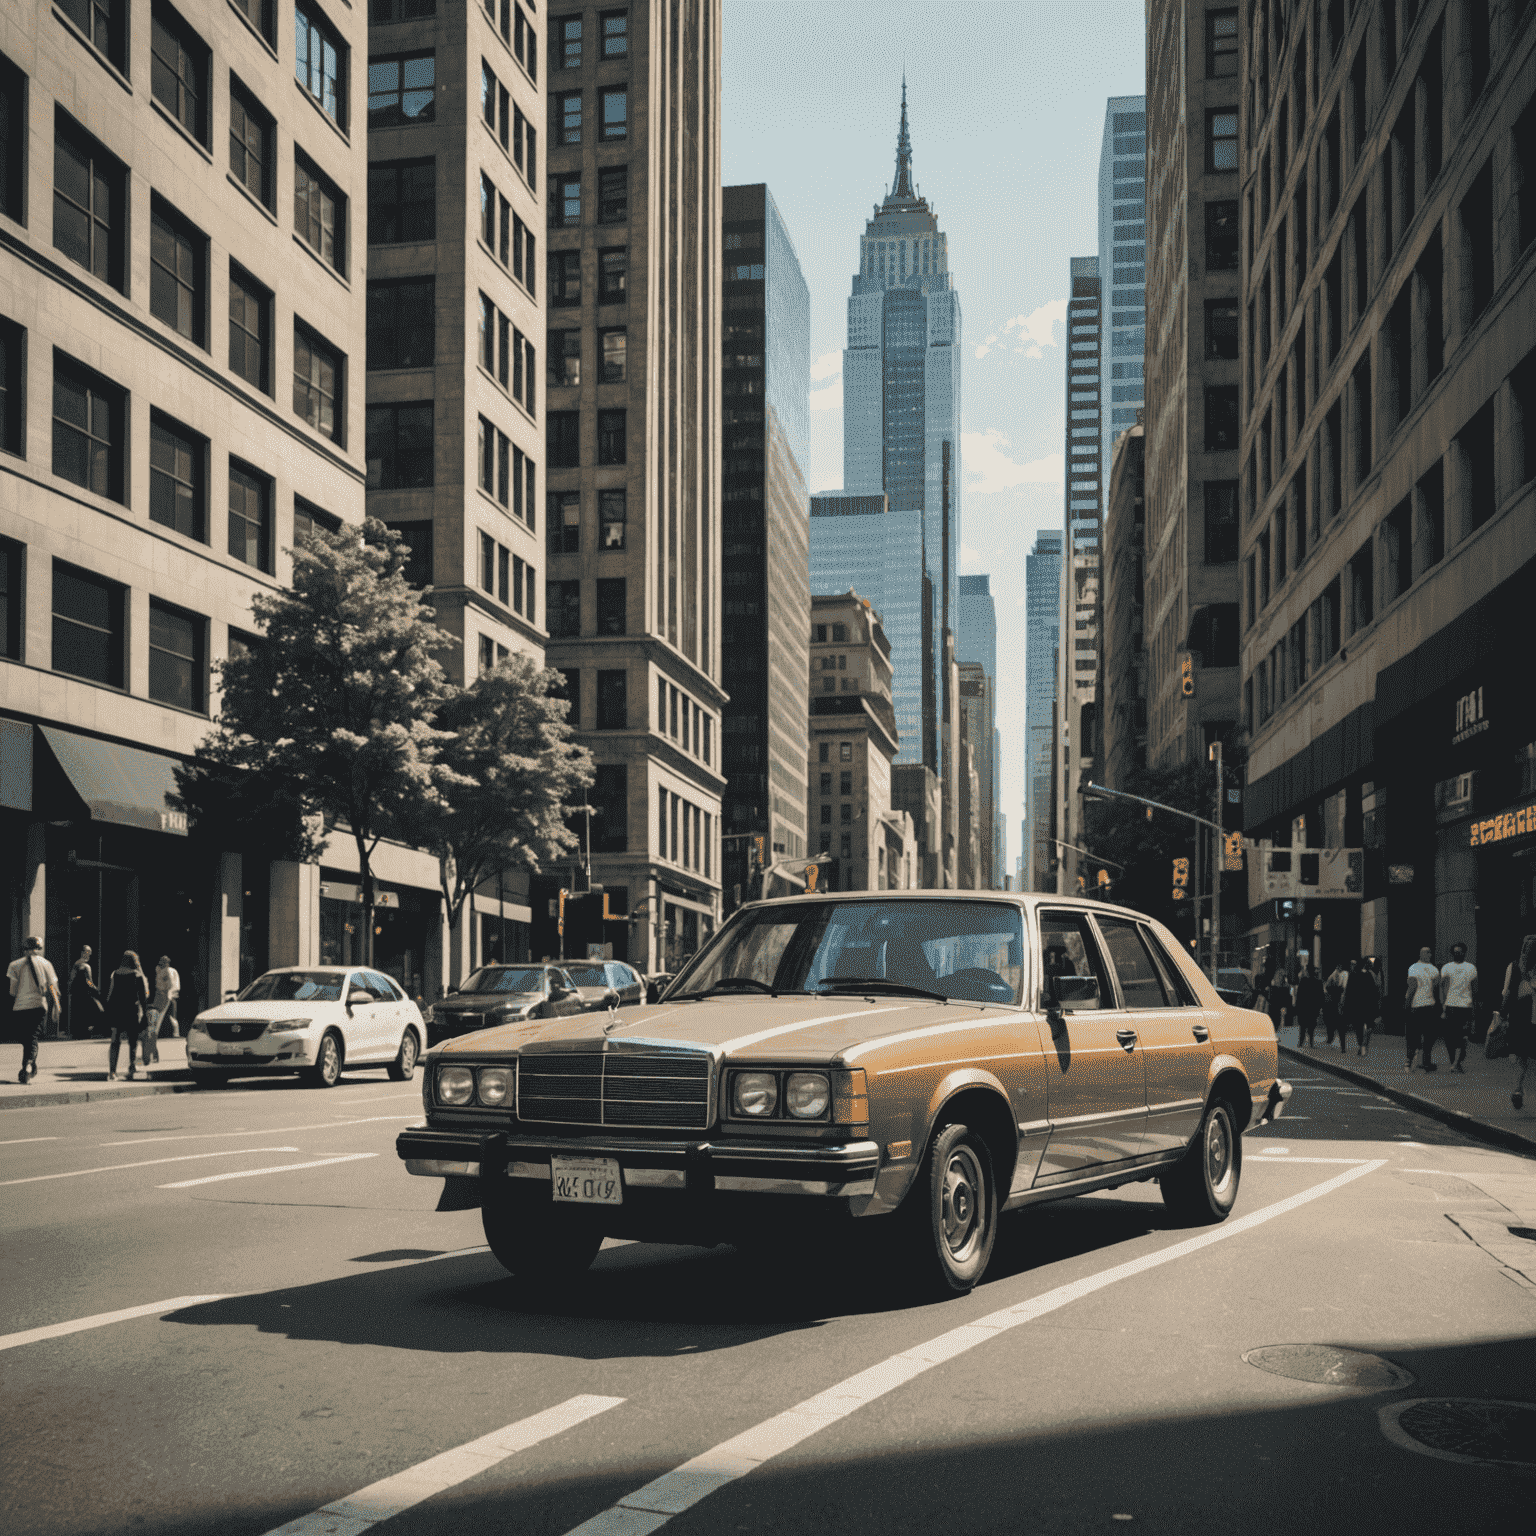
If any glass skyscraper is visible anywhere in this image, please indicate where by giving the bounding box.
[1098,96,1147,467]
[1025,530,1063,890]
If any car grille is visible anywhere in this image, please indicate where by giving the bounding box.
[517,1048,712,1130]
[205,1020,271,1042]
[438,1010,495,1032]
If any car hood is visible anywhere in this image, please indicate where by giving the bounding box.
[196,999,335,1022]
[430,992,1003,1064]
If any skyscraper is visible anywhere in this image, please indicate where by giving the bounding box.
[1099,97,1146,470]
[1024,530,1063,890]
[957,573,1000,888]
[719,183,811,912]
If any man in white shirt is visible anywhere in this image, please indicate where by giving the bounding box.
[1439,943,1478,1074]
[7,937,59,1085]
[1404,947,1442,1072]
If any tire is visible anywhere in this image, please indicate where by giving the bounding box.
[901,1121,998,1297]
[303,1030,343,1089]
[481,1186,604,1284]
[1161,1098,1241,1223]
[387,1028,420,1082]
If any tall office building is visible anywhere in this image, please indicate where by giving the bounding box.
[719,182,811,912]
[1099,97,1147,470]
[1101,424,1147,788]
[1024,529,1063,889]
[366,0,548,972]
[540,0,723,972]
[2,1,378,1007]
[1143,2,1240,769]
[957,573,1000,887]
[837,83,963,799]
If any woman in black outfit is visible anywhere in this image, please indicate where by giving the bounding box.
[104,951,150,1082]
[1500,934,1536,1111]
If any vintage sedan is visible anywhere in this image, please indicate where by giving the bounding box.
[424,964,586,1046]
[562,961,648,1012]
[397,894,1289,1295]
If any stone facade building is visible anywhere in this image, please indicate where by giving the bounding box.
[1101,423,1147,789]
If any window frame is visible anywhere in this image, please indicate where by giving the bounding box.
[150,2,210,147]
[365,400,433,490]
[148,409,207,541]
[52,112,125,291]
[597,408,626,465]
[295,3,348,131]
[366,276,434,371]
[292,321,344,443]
[294,149,346,272]
[0,316,22,458]
[1206,108,1238,173]
[56,0,129,73]
[599,488,626,550]
[227,457,273,573]
[228,262,272,394]
[600,87,628,142]
[368,157,434,244]
[367,50,436,129]
[597,164,628,225]
[147,594,207,714]
[598,247,628,303]
[229,77,275,210]
[51,354,124,503]
[51,558,126,689]
[552,173,581,229]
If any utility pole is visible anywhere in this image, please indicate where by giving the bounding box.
[1210,740,1223,984]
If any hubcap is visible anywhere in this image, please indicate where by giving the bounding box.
[941,1146,985,1260]
[1207,1110,1232,1192]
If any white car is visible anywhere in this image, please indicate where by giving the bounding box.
[187,966,425,1088]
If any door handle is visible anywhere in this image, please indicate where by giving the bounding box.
[1115,1029,1137,1051]
[1192,1025,1210,1042]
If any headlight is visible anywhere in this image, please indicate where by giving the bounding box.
[732,1071,779,1117]
[437,1065,474,1105]
[785,1072,831,1119]
[476,1066,512,1106]
[267,1017,310,1032]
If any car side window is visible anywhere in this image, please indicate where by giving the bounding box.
[365,971,399,1001]
[1093,917,1173,1008]
[1139,926,1200,1005]
[1038,911,1112,1010]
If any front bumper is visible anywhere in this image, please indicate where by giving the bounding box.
[398,1125,882,1198]
[187,1038,313,1071]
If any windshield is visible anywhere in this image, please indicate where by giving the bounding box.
[564,966,610,987]
[240,971,346,1003]
[456,967,545,995]
[675,900,1025,1005]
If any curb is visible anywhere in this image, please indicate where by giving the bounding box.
[0,1075,199,1111]
[1279,1044,1536,1159]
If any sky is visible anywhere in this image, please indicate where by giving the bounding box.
[720,0,1147,878]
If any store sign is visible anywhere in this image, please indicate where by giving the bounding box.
[158,809,189,835]
[319,882,400,908]
[1248,843,1364,903]
[1452,685,1488,746]
[1469,798,1536,849]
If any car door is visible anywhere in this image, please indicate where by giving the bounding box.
[1033,908,1147,1181]
[1090,916,1212,1158]
[366,970,407,1061]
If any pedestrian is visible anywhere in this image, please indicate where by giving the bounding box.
[69,946,103,1038]
[1294,962,1326,1049]
[1498,934,1536,1111]
[1323,962,1348,1047]
[1404,945,1442,1071]
[104,951,151,1082]
[144,954,181,1064]
[1340,958,1380,1057]
[6,936,61,1085]
[1439,943,1478,1074]
[1264,967,1291,1035]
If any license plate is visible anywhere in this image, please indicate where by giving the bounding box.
[550,1155,623,1205]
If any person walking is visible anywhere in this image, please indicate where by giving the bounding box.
[1323,962,1348,1047]
[104,951,150,1082]
[1499,935,1536,1111]
[69,946,103,1039]
[1340,958,1380,1057]
[1294,962,1326,1049]
[1404,946,1443,1070]
[143,955,181,1066]
[1264,967,1291,1035]
[1439,943,1478,1074]
[7,937,60,1085]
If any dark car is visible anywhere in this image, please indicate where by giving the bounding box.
[644,972,675,1005]
[1215,967,1256,1010]
[425,964,585,1045]
[562,961,647,1012]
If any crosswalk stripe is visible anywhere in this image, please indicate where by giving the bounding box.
[258,1395,625,1536]
[0,1147,301,1186]
[159,1153,377,1188]
[0,1296,231,1352]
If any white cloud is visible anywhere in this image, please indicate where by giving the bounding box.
[961,430,1063,494]
[810,350,842,381]
[976,299,1070,361]
[973,333,999,360]
[809,376,843,412]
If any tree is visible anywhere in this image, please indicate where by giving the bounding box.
[195,519,455,964]
[407,656,594,965]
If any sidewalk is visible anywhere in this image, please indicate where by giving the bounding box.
[1278,1020,1536,1158]
[0,1035,197,1110]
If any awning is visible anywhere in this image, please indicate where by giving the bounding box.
[0,719,31,811]
[38,726,189,836]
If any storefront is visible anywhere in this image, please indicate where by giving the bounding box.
[319,876,439,1001]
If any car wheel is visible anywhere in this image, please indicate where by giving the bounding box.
[1161,1098,1241,1223]
[902,1121,998,1296]
[480,1186,604,1283]
[387,1029,420,1082]
[303,1030,343,1089]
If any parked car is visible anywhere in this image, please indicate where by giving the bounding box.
[187,967,425,1088]
[1215,967,1256,1009]
[644,972,675,1005]
[425,965,586,1045]
[397,893,1288,1296]
[562,961,647,1011]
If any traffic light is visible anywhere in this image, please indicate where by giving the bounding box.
[1172,855,1190,903]
[1179,654,1195,698]
[752,834,766,870]
[1096,868,1111,892]
[805,864,820,891]
[557,889,566,936]
[1076,873,1087,895]
[1223,831,1244,871]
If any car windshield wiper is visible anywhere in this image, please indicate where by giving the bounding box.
[815,977,949,1003]
[676,976,781,999]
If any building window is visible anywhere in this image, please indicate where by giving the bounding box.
[600,488,626,550]
[368,52,434,126]
[592,763,627,850]
[0,319,21,457]
[293,324,342,441]
[1205,199,1238,270]
[151,4,209,143]
[53,115,124,289]
[550,329,580,386]
[228,264,271,392]
[596,577,625,635]
[1206,8,1237,78]
[549,410,580,467]
[228,460,272,571]
[597,166,628,224]
[1207,110,1237,172]
[367,278,434,370]
[149,413,205,540]
[558,15,582,69]
[553,174,581,228]
[549,490,580,553]
[370,0,435,20]
[547,579,580,637]
[1204,300,1237,360]
[601,10,628,56]
[597,409,626,464]
[145,201,205,347]
[386,519,432,587]
[840,742,852,762]
[513,3,537,80]
[600,88,628,141]
[549,250,581,306]
[368,158,434,243]
[52,358,123,502]
[57,0,127,71]
[598,248,628,303]
[557,667,580,728]
[479,530,495,592]
[1204,385,1238,450]
[228,80,273,208]
[148,598,204,712]
[295,152,345,271]
[366,401,432,489]
[294,496,340,545]
[556,90,582,145]
[52,561,124,688]
[600,328,627,383]
[1348,540,1374,633]
[0,536,21,660]
[596,668,627,728]
[1203,480,1237,563]
[295,5,346,129]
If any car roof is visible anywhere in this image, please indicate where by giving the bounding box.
[263,965,361,975]
[740,891,1165,925]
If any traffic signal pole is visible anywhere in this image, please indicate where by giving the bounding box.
[1211,740,1223,984]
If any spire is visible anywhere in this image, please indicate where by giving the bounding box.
[892,77,913,200]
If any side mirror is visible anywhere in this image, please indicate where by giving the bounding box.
[347,989,372,1007]
[1041,972,1099,1027]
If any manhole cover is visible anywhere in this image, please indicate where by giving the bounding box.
[1243,1344,1415,1390]
[1379,1399,1536,1467]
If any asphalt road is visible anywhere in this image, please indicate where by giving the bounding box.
[4,1067,1534,1536]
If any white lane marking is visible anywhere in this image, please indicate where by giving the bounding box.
[1400,1167,1492,1175]
[0,1137,60,1146]
[0,1148,301,1187]
[1252,1155,1375,1164]
[161,1153,377,1188]
[100,1116,419,1147]
[561,1161,1386,1536]
[258,1395,625,1536]
[717,1006,908,1053]
[0,1296,231,1353]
